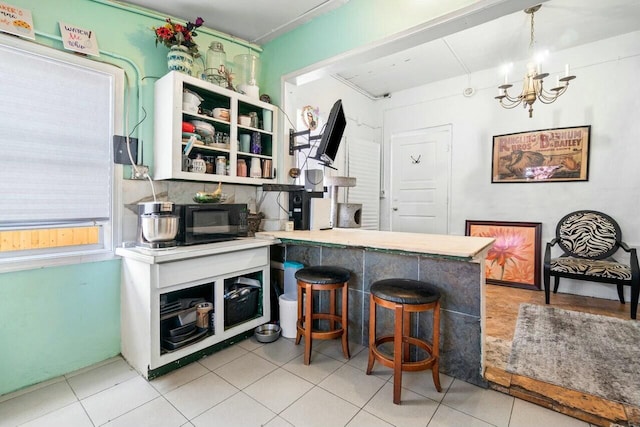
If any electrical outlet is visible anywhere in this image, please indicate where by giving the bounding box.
[113,135,138,165]
[131,165,149,180]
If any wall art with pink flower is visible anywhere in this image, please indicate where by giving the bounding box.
[465,220,542,289]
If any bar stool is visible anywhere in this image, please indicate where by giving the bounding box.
[295,266,351,365]
[366,278,441,404]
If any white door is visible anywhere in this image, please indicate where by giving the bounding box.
[390,125,451,234]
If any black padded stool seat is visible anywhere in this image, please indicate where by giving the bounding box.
[295,266,351,365]
[295,266,351,284]
[367,278,442,404]
[370,278,440,305]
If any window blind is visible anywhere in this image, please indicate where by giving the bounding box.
[0,40,115,225]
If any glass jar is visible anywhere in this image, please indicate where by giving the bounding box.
[215,156,226,175]
[237,159,247,177]
[205,42,227,86]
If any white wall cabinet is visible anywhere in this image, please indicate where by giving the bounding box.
[117,239,272,379]
[154,71,278,185]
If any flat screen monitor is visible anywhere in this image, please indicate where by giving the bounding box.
[313,99,346,166]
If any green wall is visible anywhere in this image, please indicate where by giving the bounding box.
[0,261,121,395]
[0,0,260,396]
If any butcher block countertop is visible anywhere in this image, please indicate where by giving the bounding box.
[255,229,494,260]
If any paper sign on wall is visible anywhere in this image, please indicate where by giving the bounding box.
[59,22,99,57]
[0,2,35,39]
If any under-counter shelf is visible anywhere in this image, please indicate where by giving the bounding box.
[119,242,272,379]
[153,71,278,185]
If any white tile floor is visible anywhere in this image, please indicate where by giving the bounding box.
[0,337,595,427]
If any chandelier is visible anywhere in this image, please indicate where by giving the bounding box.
[495,4,576,118]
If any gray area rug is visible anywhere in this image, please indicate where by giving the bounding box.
[507,303,640,407]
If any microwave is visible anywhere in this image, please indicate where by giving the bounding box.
[174,203,248,246]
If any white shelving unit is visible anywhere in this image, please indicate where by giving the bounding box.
[154,71,278,185]
[117,240,272,379]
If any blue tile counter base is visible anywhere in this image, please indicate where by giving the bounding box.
[280,242,487,388]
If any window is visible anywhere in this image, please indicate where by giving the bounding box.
[0,34,124,271]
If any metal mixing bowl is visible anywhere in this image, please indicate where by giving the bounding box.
[254,323,281,343]
[141,214,178,242]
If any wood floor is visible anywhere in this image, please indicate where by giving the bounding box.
[483,284,638,427]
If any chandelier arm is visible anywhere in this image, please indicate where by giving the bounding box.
[499,99,524,109]
[537,87,568,103]
[502,93,523,103]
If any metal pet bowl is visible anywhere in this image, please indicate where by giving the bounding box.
[254,323,281,343]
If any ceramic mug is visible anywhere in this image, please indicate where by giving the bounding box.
[192,155,207,173]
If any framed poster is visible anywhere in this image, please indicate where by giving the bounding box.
[492,125,590,183]
[465,220,542,289]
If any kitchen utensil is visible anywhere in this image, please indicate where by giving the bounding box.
[191,154,207,173]
[182,122,196,133]
[239,134,250,152]
[182,155,192,172]
[140,214,178,242]
[212,108,230,121]
[238,115,251,126]
[196,302,213,330]
[254,323,281,343]
[250,158,261,178]
[262,110,272,132]
[250,132,261,154]
[238,84,260,99]
[182,102,198,114]
[237,159,247,177]
[215,156,226,175]
[190,120,215,137]
[182,90,202,109]
[262,159,272,178]
[249,112,259,128]
[182,132,201,141]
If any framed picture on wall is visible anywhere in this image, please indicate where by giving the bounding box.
[465,220,542,289]
[491,125,590,183]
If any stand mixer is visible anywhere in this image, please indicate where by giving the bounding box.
[136,202,179,249]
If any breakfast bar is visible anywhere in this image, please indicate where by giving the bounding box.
[256,229,494,387]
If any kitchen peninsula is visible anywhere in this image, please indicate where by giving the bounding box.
[256,229,494,387]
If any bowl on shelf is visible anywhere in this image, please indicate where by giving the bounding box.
[238,115,251,126]
[254,323,281,343]
[183,102,198,114]
[190,120,215,138]
[212,108,230,121]
[183,90,202,109]
[193,192,227,203]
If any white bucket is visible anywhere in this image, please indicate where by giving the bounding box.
[279,293,298,339]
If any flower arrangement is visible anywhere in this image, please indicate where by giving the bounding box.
[152,16,204,57]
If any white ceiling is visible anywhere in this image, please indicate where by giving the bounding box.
[118,0,348,45]
[118,0,640,97]
[330,0,640,97]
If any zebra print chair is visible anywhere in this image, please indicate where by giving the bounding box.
[544,210,639,319]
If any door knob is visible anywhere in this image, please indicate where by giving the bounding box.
[392,207,398,211]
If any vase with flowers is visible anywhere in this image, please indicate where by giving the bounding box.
[152,16,204,75]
